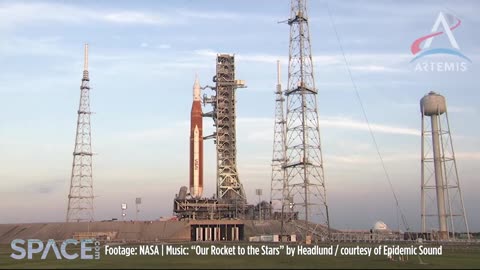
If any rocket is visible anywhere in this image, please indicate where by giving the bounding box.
[190,76,203,199]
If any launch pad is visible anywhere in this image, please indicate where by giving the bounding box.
[173,54,262,224]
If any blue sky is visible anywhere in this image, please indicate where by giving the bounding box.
[0,0,479,232]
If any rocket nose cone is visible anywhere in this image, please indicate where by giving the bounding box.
[193,74,200,89]
[193,74,200,101]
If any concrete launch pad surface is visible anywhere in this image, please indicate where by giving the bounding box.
[0,221,190,244]
[0,220,313,244]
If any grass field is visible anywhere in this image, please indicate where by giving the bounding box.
[1,243,479,269]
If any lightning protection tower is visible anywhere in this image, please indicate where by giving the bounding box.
[66,44,95,222]
[270,60,286,214]
[420,91,470,240]
[283,0,330,239]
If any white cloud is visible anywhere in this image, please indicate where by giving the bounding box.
[106,114,416,147]
[237,54,287,64]
[93,52,211,76]
[321,116,419,136]
[156,44,171,49]
[0,3,173,27]
[349,65,404,73]
[194,49,341,65]
[396,103,477,114]
[325,151,480,165]
[106,121,189,143]
[0,2,273,28]
[140,42,149,48]
[448,106,477,114]
[325,155,372,165]
[176,9,242,20]
[325,1,480,24]
[193,49,220,57]
[325,153,418,165]
[245,130,272,142]
[0,3,85,26]
[194,49,413,73]
[0,36,69,56]
[239,116,419,136]
[237,117,272,124]
[123,128,176,141]
[456,152,480,160]
[236,116,419,146]
[102,12,171,25]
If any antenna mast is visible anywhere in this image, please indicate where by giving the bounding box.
[270,60,287,220]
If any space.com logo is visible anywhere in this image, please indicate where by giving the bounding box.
[10,239,101,260]
[410,11,471,72]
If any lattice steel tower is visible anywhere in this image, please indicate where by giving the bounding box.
[203,54,247,203]
[270,60,286,212]
[420,91,470,240]
[284,0,330,237]
[66,44,94,222]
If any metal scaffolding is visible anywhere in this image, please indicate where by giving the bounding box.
[270,60,286,213]
[283,0,330,240]
[203,54,247,204]
[66,44,95,222]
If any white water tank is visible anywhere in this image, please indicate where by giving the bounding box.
[420,91,447,116]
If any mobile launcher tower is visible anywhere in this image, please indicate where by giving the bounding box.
[173,54,252,221]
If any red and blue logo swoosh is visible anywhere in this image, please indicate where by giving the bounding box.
[410,16,471,63]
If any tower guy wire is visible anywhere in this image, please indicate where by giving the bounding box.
[326,3,410,232]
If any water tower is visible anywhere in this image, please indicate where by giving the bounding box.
[420,91,470,240]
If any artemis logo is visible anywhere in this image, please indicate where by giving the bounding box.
[10,239,101,260]
[411,12,471,72]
